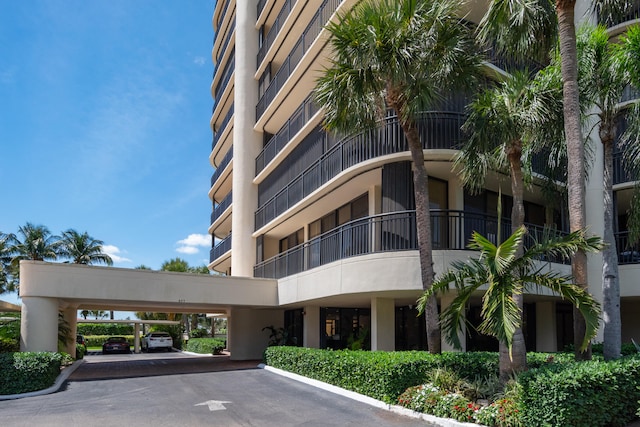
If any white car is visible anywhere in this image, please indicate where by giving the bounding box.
[142,332,173,352]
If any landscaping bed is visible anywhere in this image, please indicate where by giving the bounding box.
[263,346,640,427]
[0,352,69,395]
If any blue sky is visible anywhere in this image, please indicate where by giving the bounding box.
[0,1,217,309]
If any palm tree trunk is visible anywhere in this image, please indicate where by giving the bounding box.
[556,0,591,361]
[499,145,527,379]
[403,119,441,354]
[602,126,621,360]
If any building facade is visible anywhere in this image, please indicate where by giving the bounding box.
[209,0,640,353]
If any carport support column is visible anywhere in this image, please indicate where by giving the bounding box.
[371,297,395,351]
[134,322,141,353]
[228,307,283,360]
[303,306,320,348]
[61,305,78,357]
[20,296,59,352]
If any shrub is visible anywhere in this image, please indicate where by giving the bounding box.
[0,352,64,395]
[77,323,133,336]
[264,347,501,403]
[186,338,225,355]
[75,344,85,359]
[85,335,136,347]
[518,355,640,426]
[0,337,20,353]
[189,328,209,339]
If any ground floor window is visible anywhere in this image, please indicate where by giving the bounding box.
[284,309,304,347]
[320,307,370,350]
[395,306,427,351]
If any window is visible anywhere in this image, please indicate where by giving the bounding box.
[279,228,303,252]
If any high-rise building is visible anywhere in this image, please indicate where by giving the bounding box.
[209,0,640,352]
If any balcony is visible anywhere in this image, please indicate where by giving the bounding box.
[616,231,640,264]
[257,0,268,18]
[254,210,568,279]
[256,94,318,174]
[599,2,640,28]
[212,105,234,151]
[257,0,296,67]
[215,0,232,31]
[216,18,235,66]
[211,191,233,226]
[213,50,235,104]
[210,233,232,264]
[254,111,467,230]
[256,0,340,120]
[211,146,233,188]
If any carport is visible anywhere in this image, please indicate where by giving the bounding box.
[77,319,181,353]
[18,261,282,360]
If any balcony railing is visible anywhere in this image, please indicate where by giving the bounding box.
[216,18,235,65]
[257,0,296,67]
[616,231,640,264]
[599,2,640,28]
[256,0,340,120]
[257,0,268,18]
[210,146,233,187]
[214,50,235,104]
[255,111,467,229]
[216,0,232,30]
[256,94,319,174]
[254,210,568,279]
[212,104,234,151]
[613,151,634,185]
[210,191,233,225]
[210,233,232,263]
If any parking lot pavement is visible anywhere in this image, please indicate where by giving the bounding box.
[70,351,260,381]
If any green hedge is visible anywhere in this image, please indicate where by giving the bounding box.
[0,337,20,353]
[186,338,226,355]
[0,352,64,395]
[264,347,506,402]
[518,355,640,427]
[77,323,134,336]
[85,335,136,347]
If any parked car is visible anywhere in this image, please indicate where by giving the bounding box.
[102,336,131,354]
[76,334,87,352]
[142,332,173,352]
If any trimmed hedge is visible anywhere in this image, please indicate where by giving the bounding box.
[264,347,505,402]
[0,352,64,395]
[0,337,20,353]
[518,355,640,427]
[186,338,226,355]
[77,323,134,336]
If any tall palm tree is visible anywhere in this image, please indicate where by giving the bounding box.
[9,223,61,278]
[477,0,629,361]
[418,225,603,379]
[59,229,113,266]
[458,70,563,373]
[314,0,483,353]
[0,232,16,293]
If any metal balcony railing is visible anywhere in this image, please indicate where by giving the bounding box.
[616,231,640,264]
[257,0,296,67]
[599,2,640,28]
[213,51,235,104]
[256,94,319,174]
[212,104,234,151]
[210,233,232,263]
[210,146,233,187]
[254,111,467,230]
[256,0,340,120]
[254,210,569,279]
[216,19,235,66]
[216,0,232,30]
[210,191,233,225]
[257,0,268,18]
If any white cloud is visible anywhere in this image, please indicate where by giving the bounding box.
[193,56,206,66]
[175,233,210,255]
[102,245,132,263]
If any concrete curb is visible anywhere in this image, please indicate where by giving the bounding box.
[259,364,483,427]
[0,358,86,401]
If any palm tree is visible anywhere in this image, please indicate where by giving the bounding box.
[59,229,113,266]
[314,0,483,353]
[418,225,603,378]
[477,0,629,362]
[0,232,16,293]
[458,70,563,373]
[9,224,61,287]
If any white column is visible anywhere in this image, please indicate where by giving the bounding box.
[231,0,261,277]
[228,307,283,360]
[134,322,141,353]
[20,297,59,352]
[439,292,466,351]
[535,301,557,352]
[371,297,395,351]
[303,306,320,348]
